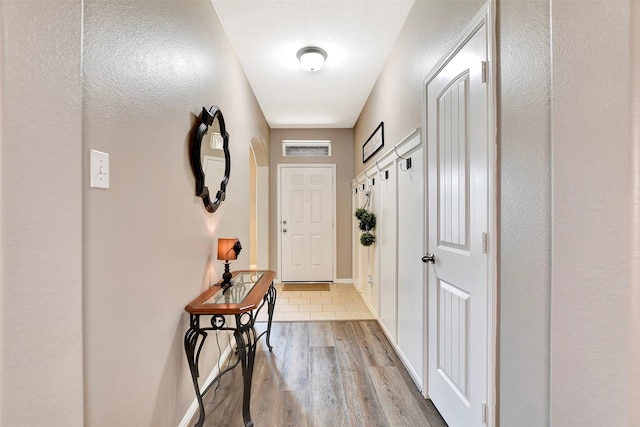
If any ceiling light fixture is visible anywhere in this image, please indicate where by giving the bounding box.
[297,46,327,72]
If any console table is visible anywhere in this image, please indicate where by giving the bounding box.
[184,270,277,427]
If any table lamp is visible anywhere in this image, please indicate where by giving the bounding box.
[217,237,242,292]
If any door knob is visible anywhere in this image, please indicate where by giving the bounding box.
[422,253,435,264]
[283,228,287,233]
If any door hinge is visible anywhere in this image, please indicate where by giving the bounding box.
[482,402,488,424]
[482,232,488,254]
[481,61,488,83]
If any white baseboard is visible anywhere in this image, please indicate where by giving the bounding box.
[356,289,378,318]
[178,341,234,427]
[375,318,423,392]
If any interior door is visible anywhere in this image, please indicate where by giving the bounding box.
[280,166,334,282]
[426,22,489,427]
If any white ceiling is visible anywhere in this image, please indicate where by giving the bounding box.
[211,0,415,129]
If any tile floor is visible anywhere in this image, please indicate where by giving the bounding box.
[256,282,375,322]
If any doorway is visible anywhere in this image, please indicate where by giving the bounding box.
[423,5,496,427]
[249,134,269,270]
[277,164,336,282]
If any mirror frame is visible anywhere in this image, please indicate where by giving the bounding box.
[190,105,231,213]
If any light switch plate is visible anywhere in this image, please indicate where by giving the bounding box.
[90,149,110,189]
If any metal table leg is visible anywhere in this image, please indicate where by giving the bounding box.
[184,315,207,427]
[183,283,277,427]
[234,312,258,427]
[265,284,277,350]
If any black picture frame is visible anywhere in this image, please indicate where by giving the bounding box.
[362,121,384,163]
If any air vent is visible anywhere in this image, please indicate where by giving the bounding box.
[282,140,331,157]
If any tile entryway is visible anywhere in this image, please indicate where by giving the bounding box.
[256,283,374,322]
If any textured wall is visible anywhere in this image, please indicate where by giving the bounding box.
[82,1,268,425]
[0,1,84,425]
[497,0,551,425]
[632,2,640,425]
[551,1,632,425]
[353,0,485,176]
[269,128,353,279]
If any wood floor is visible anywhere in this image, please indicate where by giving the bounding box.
[190,321,447,427]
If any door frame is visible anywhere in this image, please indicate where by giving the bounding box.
[276,163,337,282]
[421,3,497,426]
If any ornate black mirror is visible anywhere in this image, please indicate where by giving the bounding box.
[190,106,230,213]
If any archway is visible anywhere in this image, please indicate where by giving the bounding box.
[249,134,269,269]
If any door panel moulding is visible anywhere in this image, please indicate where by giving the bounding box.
[276,163,337,283]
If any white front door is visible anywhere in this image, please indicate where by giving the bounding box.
[279,165,334,282]
[426,20,489,427]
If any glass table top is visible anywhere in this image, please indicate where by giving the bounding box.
[204,271,265,305]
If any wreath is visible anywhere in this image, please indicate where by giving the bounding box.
[355,207,376,247]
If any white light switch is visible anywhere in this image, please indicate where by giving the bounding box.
[90,150,110,189]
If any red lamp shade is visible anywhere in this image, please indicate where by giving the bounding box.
[217,238,239,261]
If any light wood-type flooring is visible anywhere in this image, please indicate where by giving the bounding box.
[190,320,447,427]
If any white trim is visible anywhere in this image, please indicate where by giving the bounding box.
[352,128,421,188]
[178,341,234,427]
[376,318,423,392]
[276,163,337,283]
[486,3,498,426]
[355,286,378,319]
[421,4,497,426]
[333,278,353,284]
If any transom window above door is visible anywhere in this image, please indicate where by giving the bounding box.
[282,140,331,157]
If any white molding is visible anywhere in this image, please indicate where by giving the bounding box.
[355,286,378,319]
[376,318,423,392]
[352,128,422,188]
[333,278,353,284]
[486,2,498,426]
[178,341,234,427]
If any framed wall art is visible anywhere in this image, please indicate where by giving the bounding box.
[362,121,384,163]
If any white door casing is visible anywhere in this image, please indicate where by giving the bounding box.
[425,12,491,427]
[278,165,335,282]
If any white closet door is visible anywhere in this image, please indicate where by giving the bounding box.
[397,144,424,388]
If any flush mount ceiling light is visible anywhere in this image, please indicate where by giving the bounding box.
[297,46,327,72]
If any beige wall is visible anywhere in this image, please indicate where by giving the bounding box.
[269,128,353,280]
[497,0,551,425]
[81,1,268,426]
[632,2,640,424]
[0,1,84,425]
[354,0,485,176]
[551,0,635,425]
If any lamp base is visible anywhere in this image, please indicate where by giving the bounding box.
[221,262,233,293]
